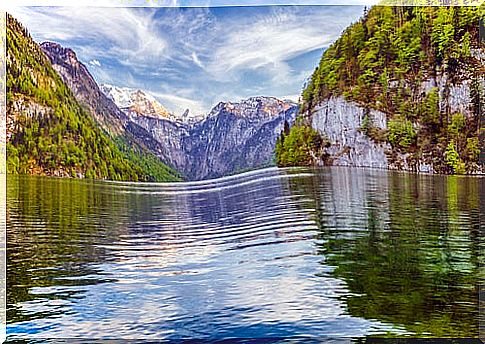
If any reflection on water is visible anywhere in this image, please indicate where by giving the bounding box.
[6,168,481,340]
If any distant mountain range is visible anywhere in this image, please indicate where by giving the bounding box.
[7,15,298,181]
[103,86,298,180]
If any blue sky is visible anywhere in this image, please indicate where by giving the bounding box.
[10,5,364,116]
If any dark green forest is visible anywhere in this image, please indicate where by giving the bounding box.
[277,6,484,174]
[6,15,181,182]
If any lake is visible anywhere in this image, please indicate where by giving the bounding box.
[6,167,482,341]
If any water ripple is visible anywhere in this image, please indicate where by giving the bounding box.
[6,167,481,340]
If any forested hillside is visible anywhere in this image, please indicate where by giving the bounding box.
[6,15,181,182]
[276,6,484,174]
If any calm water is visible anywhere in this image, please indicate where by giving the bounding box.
[6,167,483,340]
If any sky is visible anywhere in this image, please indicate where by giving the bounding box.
[9,5,364,116]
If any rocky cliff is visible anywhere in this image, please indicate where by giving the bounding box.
[40,42,127,135]
[308,96,389,169]
[305,69,483,174]
[277,6,484,175]
[186,97,298,180]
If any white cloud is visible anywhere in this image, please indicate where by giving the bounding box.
[89,59,101,67]
[191,52,204,69]
[8,7,168,67]
[206,6,358,81]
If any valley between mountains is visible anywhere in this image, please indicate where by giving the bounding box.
[6,5,485,182]
[7,14,297,181]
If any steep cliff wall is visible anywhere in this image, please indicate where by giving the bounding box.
[309,96,389,169]
[187,101,298,180]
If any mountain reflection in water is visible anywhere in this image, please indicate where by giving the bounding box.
[6,167,481,340]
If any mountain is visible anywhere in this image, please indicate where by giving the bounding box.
[39,41,175,161]
[10,16,297,182]
[35,37,298,181]
[39,42,128,135]
[6,14,181,182]
[100,84,172,120]
[276,6,484,175]
[186,97,298,180]
[105,90,298,180]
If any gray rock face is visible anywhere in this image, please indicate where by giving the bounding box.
[309,96,389,169]
[421,77,472,116]
[7,98,53,141]
[40,42,127,134]
[187,98,298,180]
[132,97,298,180]
[128,115,191,175]
[308,67,483,174]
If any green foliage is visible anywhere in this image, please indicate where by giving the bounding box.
[420,87,440,126]
[431,8,455,60]
[275,125,324,167]
[445,140,466,174]
[459,31,472,58]
[6,14,181,182]
[444,113,478,173]
[464,137,480,162]
[302,6,481,110]
[114,138,182,182]
[447,112,466,138]
[361,113,371,134]
[388,116,416,149]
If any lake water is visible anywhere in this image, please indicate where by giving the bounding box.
[6,167,482,341]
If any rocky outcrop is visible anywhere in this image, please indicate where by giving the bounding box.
[420,77,473,117]
[128,115,191,176]
[40,42,127,135]
[7,97,53,141]
[308,96,389,169]
[307,66,483,174]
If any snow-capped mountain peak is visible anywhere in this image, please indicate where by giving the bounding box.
[100,84,173,120]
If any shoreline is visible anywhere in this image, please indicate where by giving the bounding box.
[5,164,484,189]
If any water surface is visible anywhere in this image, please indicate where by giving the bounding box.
[6,167,482,340]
